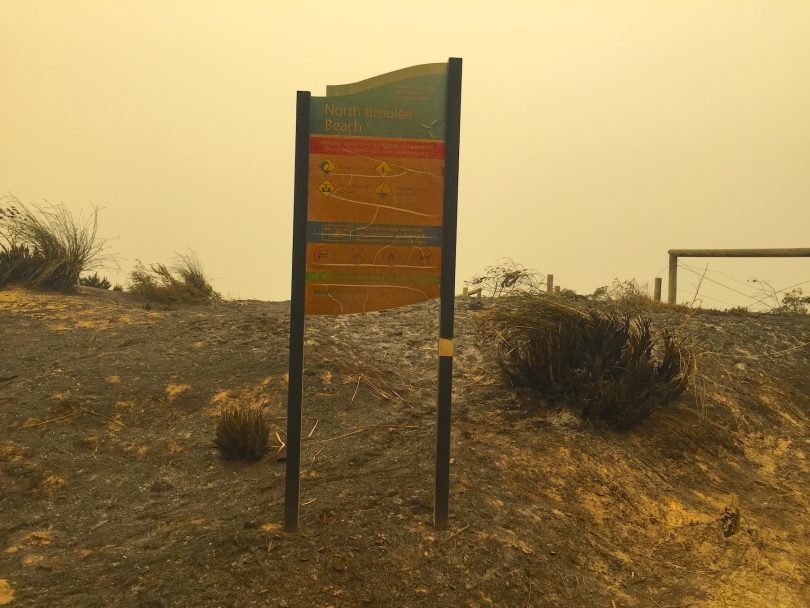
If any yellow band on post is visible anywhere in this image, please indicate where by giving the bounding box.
[438,338,454,357]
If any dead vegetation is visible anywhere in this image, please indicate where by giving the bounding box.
[0,194,110,292]
[465,258,543,297]
[214,403,270,461]
[477,294,692,428]
[127,252,220,305]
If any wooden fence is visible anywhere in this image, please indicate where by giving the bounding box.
[667,248,810,304]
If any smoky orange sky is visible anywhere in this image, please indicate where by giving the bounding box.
[2,1,808,309]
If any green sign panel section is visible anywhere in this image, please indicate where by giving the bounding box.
[309,63,448,140]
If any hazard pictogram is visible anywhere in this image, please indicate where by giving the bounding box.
[375,183,391,198]
[319,159,335,174]
[318,180,335,196]
[314,246,329,263]
[375,161,392,177]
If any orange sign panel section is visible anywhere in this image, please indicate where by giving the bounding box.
[305,135,445,315]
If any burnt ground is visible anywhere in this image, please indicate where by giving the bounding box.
[1,286,809,607]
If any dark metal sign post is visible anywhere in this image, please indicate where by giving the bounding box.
[434,57,462,530]
[285,59,462,533]
[284,91,310,533]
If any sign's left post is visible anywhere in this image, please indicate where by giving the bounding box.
[284,90,311,533]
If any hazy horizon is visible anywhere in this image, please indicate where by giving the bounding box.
[2,1,808,310]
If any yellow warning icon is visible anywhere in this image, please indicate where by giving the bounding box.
[318,180,335,196]
[375,161,392,177]
[375,183,391,197]
[319,159,335,174]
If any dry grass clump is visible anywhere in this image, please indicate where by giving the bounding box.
[79,272,112,290]
[128,252,220,305]
[773,288,809,315]
[214,404,270,461]
[478,294,692,429]
[591,278,668,313]
[0,195,109,291]
[466,258,542,297]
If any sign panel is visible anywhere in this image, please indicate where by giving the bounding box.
[305,63,448,315]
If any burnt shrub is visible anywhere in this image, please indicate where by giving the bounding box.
[0,244,46,286]
[477,294,692,429]
[79,272,112,290]
[214,404,269,461]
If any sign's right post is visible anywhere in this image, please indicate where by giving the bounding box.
[434,57,462,531]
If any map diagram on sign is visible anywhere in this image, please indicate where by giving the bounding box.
[304,63,448,315]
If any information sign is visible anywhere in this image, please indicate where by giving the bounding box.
[285,60,462,532]
[305,64,448,315]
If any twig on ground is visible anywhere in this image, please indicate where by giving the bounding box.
[383,384,407,404]
[12,410,83,429]
[647,595,664,608]
[657,558,689,571]
[526,578,532,608]
[581,578,599,608]
[274,431,286,453]
[360,374,390,400]
[306,418,319,439]
[457,371,489,388]
[647,531,676,558]
[440,523,470,545]
[311,446,325,465]
[755,339,810,358]
[349,375,362,405]
[314,424,418,443]
[696,338,810,360]
[87,409,125,427]
[301,497,317,506]
[587,529,632,559]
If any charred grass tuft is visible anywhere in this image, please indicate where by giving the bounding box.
[477,294,692,429]
[214,403,270,461]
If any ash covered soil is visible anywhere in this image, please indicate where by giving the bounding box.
[1,287,809,607]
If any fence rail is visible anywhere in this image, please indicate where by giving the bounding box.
[667,248,810,304]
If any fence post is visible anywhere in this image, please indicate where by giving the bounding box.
[667,254,678,305]
[547,274,554,294]
[654,277,662,302]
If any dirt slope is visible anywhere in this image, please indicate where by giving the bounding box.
[1,287,809,607]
